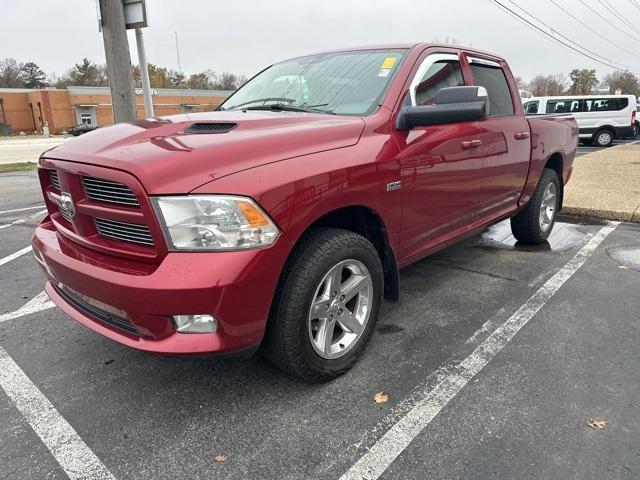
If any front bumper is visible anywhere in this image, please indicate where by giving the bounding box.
[32,218,292,355]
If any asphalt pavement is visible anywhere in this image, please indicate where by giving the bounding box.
[575,138,638,157]
[0,170,638,480]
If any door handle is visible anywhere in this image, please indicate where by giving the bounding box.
[461,139,483,149]
[514,131,530,140]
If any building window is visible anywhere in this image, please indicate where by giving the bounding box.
[80,113,92,125]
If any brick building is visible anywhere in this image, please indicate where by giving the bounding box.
[0,86,233,134]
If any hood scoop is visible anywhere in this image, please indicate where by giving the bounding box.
[184,122,238,134]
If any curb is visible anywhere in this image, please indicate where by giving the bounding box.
[561,206,640,224]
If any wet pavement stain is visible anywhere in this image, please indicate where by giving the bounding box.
[475,220,586,253]
[377,324,404,334]
[607,246,640,271]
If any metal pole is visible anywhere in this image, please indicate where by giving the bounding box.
[135,28,154,117]
[99,0,137,123]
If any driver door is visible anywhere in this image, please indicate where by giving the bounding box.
[393,52,485,262]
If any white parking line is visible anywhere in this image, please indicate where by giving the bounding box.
[0,291,55,323]
[0,346,115,480]
[0,209,47,230]
[340,223,617,480]
[0,205,45,215]
[629,140,639,145]
[0,246,33,267]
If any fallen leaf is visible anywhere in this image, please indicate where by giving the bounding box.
[618,265,629,270]
[214,454,227,463]
[374,391,389,404]
[587,418,608,430]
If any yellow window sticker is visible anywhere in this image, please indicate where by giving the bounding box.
[381,57,398,70]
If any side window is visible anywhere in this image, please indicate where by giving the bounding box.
[607,98,629,111]
[469,62,515,116]
[524,101,539,114]
[546,99,581,114]
[412,59,464,106]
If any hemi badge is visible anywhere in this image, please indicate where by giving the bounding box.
[386,181,401,192]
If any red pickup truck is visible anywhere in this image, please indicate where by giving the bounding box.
[33,44,577,381]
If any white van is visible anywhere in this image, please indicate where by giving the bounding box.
[523,95,637,147]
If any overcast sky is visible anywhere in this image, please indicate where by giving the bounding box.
[3,0,640,83]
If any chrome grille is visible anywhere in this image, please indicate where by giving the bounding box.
[82,176,139,207]
[58,206,73,222]
[49,170,60,190]
[94,217,154,246]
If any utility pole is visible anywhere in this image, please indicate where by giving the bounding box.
[99,0,137,123]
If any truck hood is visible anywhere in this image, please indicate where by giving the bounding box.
[44,111,365,194]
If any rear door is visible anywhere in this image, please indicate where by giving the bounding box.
[466,56,531,215]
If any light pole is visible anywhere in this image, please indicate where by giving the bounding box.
[135,27,154,117]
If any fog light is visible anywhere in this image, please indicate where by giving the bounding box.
[172,314,217,333]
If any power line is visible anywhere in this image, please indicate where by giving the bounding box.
[507,0,638,71]
[578,0,640,43]
[599,0,640,35]
[630,0,640,11]
[490,0,639,72]
[549,0,640,60]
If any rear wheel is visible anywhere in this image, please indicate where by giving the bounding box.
[593,128,614,147]
[264,228,383,382]
[511,168,560,244]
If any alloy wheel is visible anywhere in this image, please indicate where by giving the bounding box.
[307,259,373,359]
[539,182,557,232]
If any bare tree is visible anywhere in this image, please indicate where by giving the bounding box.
[602,70,640,96]
[0,58,24,88]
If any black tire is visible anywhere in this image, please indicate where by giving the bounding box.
[263,228,383,382]
[511,168,560,245]
[593,128,615,147]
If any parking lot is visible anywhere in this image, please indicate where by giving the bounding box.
[0,168,638,479]
[575,138,638,157]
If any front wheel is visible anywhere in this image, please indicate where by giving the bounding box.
[264,228,383,382]
[511,168,560,244]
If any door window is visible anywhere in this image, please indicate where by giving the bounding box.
[413,60,464,106]
[409,54,465,106]
[523,101,539,114]
[469,61,514,116]
[80,113,92,125]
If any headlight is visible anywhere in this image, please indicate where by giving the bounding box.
[152,195,279,251]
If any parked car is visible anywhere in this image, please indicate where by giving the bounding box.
[523,95,636,147]
[68,123,98,136]
[33,44,577,381]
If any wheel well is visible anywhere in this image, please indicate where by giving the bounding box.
[544,153,564,209]
[307,206,400,301]
[594,125,615,134]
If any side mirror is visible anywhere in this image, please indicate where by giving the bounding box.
[396,86,489,130]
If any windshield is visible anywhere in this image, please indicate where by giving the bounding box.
[219,49,407,116]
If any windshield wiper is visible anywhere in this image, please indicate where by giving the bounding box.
[244,104,336,115]
[223,97,297,110]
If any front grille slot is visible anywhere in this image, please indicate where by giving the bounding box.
[82,176,139,207]
[95,217,154,246]
[53,284,138,335]
[49,170,60,190]
[58,206,73,222]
